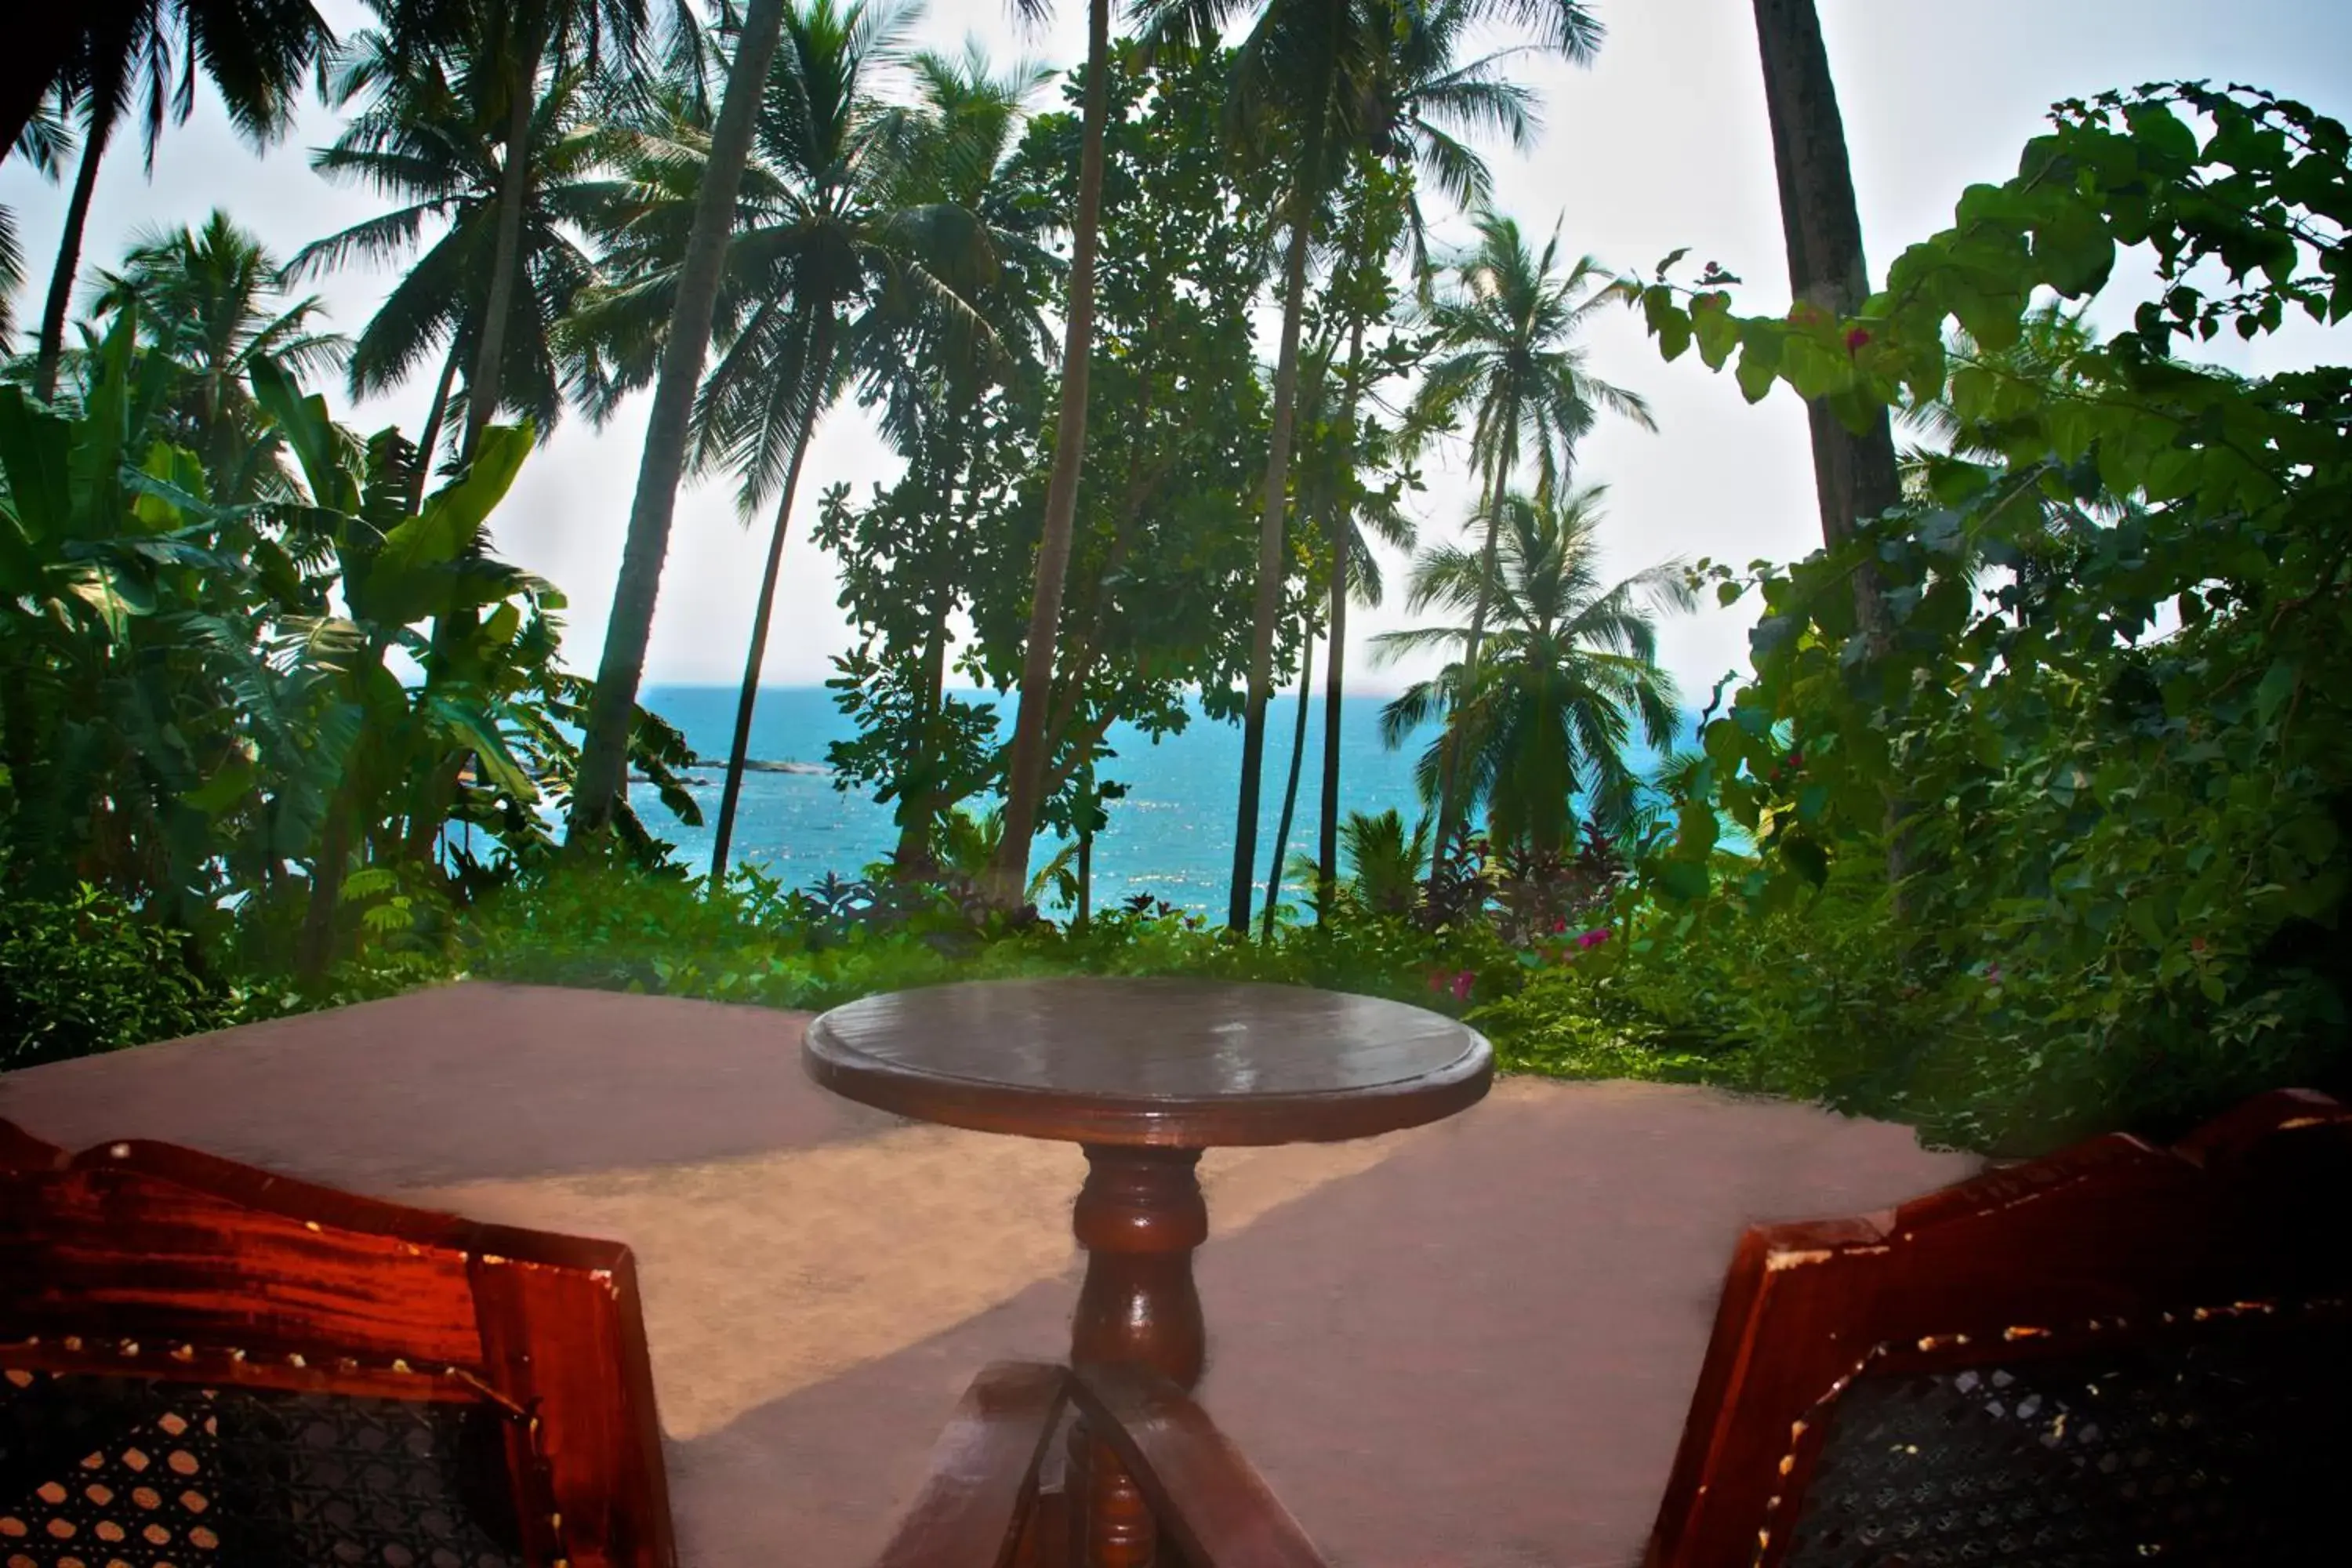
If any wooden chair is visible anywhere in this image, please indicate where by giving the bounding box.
[0,1121,1217,1568]
[0,1118,677,1568]
[1644,1087,2352,1566]
[885,1089,2352,1568]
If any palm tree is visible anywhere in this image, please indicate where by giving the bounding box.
[985,0,1118,911]
[1261,329,1415,932]
[1374,485,1692,858]
[848,43,1054,869]
[88,210,347,497]
[571,0,796,842]
[1411,209,1655,879]
[414,0,655,457]
[1308,4,1531,915]
[296,24,609,476]
[1338,806,1430,916]
[576,1,1022,879]
[1138,0,1602,932]
[25,0,332,401]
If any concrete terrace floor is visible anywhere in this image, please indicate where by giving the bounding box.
[0,982,1978,1568]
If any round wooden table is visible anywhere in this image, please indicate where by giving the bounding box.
[803,976,1492,1566]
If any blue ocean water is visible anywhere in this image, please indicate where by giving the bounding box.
[637,684,1683,914]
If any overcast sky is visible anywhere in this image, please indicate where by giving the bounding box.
[5,0,2349,701]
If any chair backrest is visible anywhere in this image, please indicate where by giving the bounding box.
[1645,1089,2352,1567]
[0,1119,675,1568]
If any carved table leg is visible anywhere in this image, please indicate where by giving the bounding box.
[1066,1144,1207,1568]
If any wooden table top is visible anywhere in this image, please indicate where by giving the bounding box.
[803,977,1493,1147]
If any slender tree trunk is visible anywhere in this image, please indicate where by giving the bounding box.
[1076,757,1094,931]
[570,0,790,841]
[896,424,975,869]
[895,599,953,869]
[1460,430,1514,683]
[710,321,833,880]
[33,111,108,402]
[1750,0,1898,627]
[412,341,463,511]
[1427,436,1508,900]
[464,14,548,459]
[1227,103,1329,933]
[1260,623,1316,942]
[1751,0,1907,888]
[987,0,1112,909]
[1316,315,1370,915]
[296,808,351,984]
[1318,544,1348,913]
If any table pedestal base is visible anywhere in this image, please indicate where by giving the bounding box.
[1067,1144,1207,1567]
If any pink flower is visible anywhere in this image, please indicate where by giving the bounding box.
[1552,917,1569,934]
[1575,928,1611,951]
[1450,970,1475,1001]
[1845,327,1871,354]
[1984,962,2003,985]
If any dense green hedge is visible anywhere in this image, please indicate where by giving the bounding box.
[11,859,2340,1159]
[0,887,239,1069]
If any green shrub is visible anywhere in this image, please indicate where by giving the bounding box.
[0,887,239,1069]
[1479,872,2350,1155]
[458,860,1536,1022]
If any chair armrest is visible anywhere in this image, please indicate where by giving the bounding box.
[873,1361,1071,1568]
[1069,1363,1330,1568]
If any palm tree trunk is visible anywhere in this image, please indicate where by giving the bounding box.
[1461,428,1514,678]
[1260,622,1316,942]
[1751,0,1907,888]
[987,0,1112,911]
[1750,0,1898,631]
[1075,758,1094,931]
[412,340,463,511]
[570,0,790,842]
[1316,314,1370,915]
[1318,543,1348,913]
[1427,436,1508,900]
[463,13,549,459]
[33,109,109,402]
[296,807,351,984]
[710,319,833,881]
[1227,101,1330,934]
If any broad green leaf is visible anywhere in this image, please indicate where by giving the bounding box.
[1654,859,1711,902]
[0,386,72,543]
[181,752,257,815]
[1691,293,1740,371]
[1643,287,1692,361]
[250,359,354,513]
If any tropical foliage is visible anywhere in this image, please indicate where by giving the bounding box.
[1376,485,1690,855]
[1611,81,2352,1148]
[5,2,2344,1168]
[0,223,694,1010]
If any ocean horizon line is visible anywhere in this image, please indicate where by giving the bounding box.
[640,680,1434,702]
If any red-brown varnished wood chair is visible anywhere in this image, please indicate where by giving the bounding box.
[0,1118,677,1568]
[1644,1087,2352,1567]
